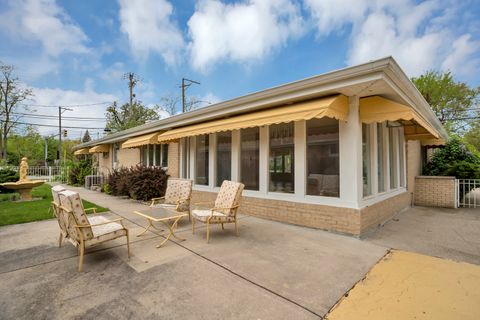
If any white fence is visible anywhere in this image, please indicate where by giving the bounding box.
[0,166,70,183]
[456,179,480,208]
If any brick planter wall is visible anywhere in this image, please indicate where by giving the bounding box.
[192,190,410,236]
[414,176,456,208]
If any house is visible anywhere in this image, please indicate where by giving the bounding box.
[74,57,447,236]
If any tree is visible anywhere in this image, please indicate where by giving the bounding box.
[105,101,159,132]
[465,122,480,152]
[412,71,479,135]
[0,63,33,160]
[159,93,205,116]
[82,130,91,143]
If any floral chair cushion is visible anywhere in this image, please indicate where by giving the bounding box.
[86,215,127,246]
[58,190,93,241]
[214,181,245,216]
[191,209,236,223]
[164,178,193,212]
[51,185,66,205]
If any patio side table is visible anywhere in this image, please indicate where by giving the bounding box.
[133,207,188,248]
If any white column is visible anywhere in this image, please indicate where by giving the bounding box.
[189,136,195,182]
[294,120,306,197]
[339,95,362,207]
[259,125,268,194]
[209,133,216,189]
[371,124,378,195]
[231,130,240,182]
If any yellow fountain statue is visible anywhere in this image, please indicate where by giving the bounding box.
[1,157,45,201]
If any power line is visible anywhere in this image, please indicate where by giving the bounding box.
[19,102,112,108]
[11,112,106,121]
[1,120,106,130]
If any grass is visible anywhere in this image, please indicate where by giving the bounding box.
[0,184,108,226]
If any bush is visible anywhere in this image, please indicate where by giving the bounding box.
[68,158,93,186]
[0,168,19,194]
[423,137,480,178]
[105,165,169,201]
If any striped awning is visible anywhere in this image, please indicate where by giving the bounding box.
[89,144,110,153]
[157,94,348,143]
[360,96,440,139]
[73,148,90,155]
[121,132,162,149]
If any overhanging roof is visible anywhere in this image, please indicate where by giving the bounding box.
[74,57,448,150]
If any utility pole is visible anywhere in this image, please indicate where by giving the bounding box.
[44,137,48,166]
[123,72,140,106]
[181,78,200,113]
[58,106,72,164]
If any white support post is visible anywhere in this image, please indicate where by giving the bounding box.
[231,130,240,182]
[339,95,363,207]
[259,126,268,194]
[294,120,306,198]
[209,133,216,189]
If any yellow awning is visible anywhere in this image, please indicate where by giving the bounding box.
[421,138,446,147]
[73,148,90,155]
[89,144,110,153]
[157,94,348,143]
[359,96,440,139]
[121,132,162,149]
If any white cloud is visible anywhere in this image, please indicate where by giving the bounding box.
[0,0,90,57]
[306,0,480,77]
[118,0,185,65]
[187,0,305,72]
[26,80,117,135]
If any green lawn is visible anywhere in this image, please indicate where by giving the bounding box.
[0,184,108,226]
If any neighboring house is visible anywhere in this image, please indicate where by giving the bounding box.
[74,57,447,236]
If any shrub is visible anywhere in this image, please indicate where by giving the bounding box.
[423,137,480,178]
[128,165,169,201]
[105,165,169,201]
[68,158,93,186]
[0,168,19,194]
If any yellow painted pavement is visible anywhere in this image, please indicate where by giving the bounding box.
[326,250,480,320]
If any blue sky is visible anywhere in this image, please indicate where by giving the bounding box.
[0,0,479,138]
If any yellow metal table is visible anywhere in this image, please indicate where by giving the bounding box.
[133,207,188,248]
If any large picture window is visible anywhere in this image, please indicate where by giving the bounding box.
[269,122,294,193]
[377,123,385,193]
[195,135,209,186]
[398,130,405,187]
[240,127,259,190]
[306,118,339,197]
[216,131,231,187]
[389,127,398,189]
[141,144,168,167]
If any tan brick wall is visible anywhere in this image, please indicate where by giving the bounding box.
[97,146,112,175]
[167,142,179,178]
[406,140,422,194]
[360,192,410,234]
[117,148,140,168]
[414,176,456,208]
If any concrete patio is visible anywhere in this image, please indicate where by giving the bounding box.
[1,187,479,319]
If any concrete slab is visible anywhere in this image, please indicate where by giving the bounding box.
[325,250,480,320]
[364,206,480,264]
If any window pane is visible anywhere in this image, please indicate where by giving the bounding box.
[162,144,169,167]
[195,135,209,185]
[216,132,231,186]
[389,128,398,189]
[398,131,405,187]
[377,123,385,192]
[155,145,161,166]
[240,127,259,190]
[306,118,339,197]
[148,145,154,167]
[362,124,372,197]
[269,122,294,193]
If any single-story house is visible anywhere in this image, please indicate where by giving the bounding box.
[74,57,447,236]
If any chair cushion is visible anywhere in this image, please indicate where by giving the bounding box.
[51,185,66,205]
[214,181,245,216]
[152,203,177,209]
[164,178,193,211]
[192,209,235,223]
[86,215,127,246]
[58,190,93,240]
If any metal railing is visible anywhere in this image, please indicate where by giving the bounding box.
[0,165,70,183]
[456,179,480,208]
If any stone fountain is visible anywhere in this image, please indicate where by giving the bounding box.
[1,157,45,201]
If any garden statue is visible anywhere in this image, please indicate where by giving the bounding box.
[0,157,45,201]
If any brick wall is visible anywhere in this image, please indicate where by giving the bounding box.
[118,148,140,168]
[167,142,179,178]
[192,190,410,236]
[414,176,456,208]
[406,140,422,194]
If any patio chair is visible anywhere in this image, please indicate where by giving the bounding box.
[191,180,245,243]
[51,185,67,247]
[58,190,130,272]
[150,178,193,220]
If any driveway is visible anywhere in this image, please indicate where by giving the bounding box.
[0,187,479,319]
